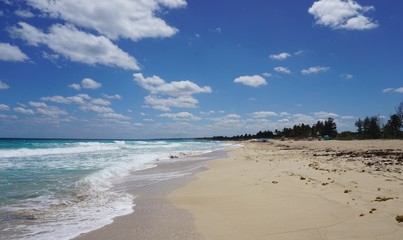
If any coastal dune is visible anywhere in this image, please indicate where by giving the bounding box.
[169,140,403,240]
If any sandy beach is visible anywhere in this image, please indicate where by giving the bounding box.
[170,140,403,240]
[75,140,403,240]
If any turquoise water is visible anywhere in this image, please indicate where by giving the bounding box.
[0,139,232,239]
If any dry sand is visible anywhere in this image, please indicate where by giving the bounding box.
[169,140,403,240]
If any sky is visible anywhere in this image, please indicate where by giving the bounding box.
[0,0,402,139]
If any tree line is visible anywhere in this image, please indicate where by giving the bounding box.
[354,101,403,139]
[202,101,403,141]
[205,117,337,141]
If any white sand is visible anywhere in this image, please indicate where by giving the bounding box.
[170,140,403,240]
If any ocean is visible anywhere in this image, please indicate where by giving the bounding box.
[0,139,234,240]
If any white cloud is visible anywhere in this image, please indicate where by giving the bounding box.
[68,83,81,90]
[10,22,139,70]
[42,51,60,63]
[82,78,102,89]
[0,81,10,90]
[0,43,29,62]
[103,94,122,100]
[144,95,199,111]
[274,66,291,74]
[14,107,35,115]
[29,101,47,107]
[251,111,278,118]
[385,87,403,93]
[41,93,129,119]
[301,66,329,75]
[224,114,241,119]
[69,78,102,90]
[90,98,111,106]
[313,111,340,119]
[292,114,316,124]
[13,101,68,118]
[15,9,35,18]
[36,105,68,117]
[340,73,353,80]
[134,73,212,97]
[99,113,130,120]
[0,104,10,111]
[159,112,201,121]
[41,94,91,105]
[262,72,272,78]
[200,111,216,116]
[308,0,378,30]
[134,73,212,111]
[270,52,291,60]
[27,0,186,41]
[79,105,114,114]
[233,75,267,88]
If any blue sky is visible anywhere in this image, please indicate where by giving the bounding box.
[0,0,402,139]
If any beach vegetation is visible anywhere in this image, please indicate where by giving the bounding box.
[202,101,403,141]
[354,101,403,140]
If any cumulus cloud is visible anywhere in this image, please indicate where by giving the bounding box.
[144,95,199,112]
[103,94,122,100]
[0,43,29,62]
[82,78,102,89]
[13,107,35,115]
[69,78,102,90]
[41,93,120,116]
[99,113,130,120]
[233,75,267,88]
[15,9,35,18]
[270,52,291,60]
[68,83,81,90]
[251,111,278,118]
[274,66,291,74]
[90,98,111,106]
[301,66,329,75]
[159,112,201,121]
[36,105,68,117]
[10,101,69,119]
[26,0,186,41]
[41,94,91,105]
[134,73,212,111]
[292,114,316,124]
[79,105,114,114]
[29,101,47,108]
[308,0,378,30]
[10,22,139,70]
[0,81,10,90]
[134,73,211,96]
[0,104,10,111]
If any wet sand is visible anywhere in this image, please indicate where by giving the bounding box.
[74,151,230,240]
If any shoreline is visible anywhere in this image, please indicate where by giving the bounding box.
[74,149,230,240]
[169,140,403,240]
